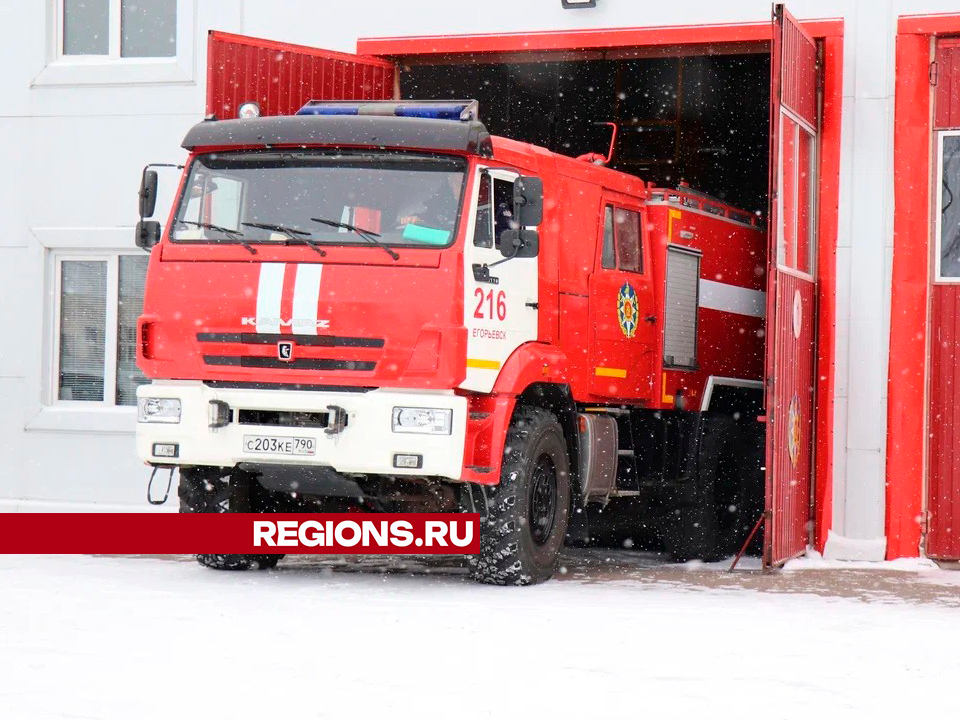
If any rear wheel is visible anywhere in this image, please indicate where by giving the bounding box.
[178,468,282,571]
[471,407,571,586]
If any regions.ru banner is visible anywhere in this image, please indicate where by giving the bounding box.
[0,514,479,554]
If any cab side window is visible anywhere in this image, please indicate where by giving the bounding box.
[600,204,643,273]
[493,178,515,249]
[474,173,493,248]
[615,208,642,273]
[601,205,616,269]
[474,174,516,249]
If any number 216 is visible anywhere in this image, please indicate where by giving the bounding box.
[474,288,506,320]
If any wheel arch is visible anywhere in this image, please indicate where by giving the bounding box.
[515,382,582,507]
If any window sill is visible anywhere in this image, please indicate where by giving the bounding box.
[25,406,137,434]
[31,56,193,88]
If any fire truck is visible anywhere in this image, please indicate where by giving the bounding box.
[134,98,767,585]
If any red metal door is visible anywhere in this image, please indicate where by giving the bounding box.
[206,31,395,120]
[927,39,960,560]
[588,198,657,402]
[763,5,819,566]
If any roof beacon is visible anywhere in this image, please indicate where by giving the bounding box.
[296,99,479,122]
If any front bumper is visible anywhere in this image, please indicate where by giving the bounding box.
[135,381,467,480]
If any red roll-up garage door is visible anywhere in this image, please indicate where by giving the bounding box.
[205,31,395,120]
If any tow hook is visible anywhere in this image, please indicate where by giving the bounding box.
[147,466,176,505]
[325,405,348,435]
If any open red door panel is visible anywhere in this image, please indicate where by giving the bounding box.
[205,31,396,120]
[764,4,820,566]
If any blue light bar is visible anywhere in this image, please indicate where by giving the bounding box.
[300,106,359,116]
[296,100,479,122]
[392,104,468,120]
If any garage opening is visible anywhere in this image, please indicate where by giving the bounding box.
[400,53,770,215]
[400,50,772,557]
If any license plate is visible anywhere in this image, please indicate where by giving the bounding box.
[243,435,316,456]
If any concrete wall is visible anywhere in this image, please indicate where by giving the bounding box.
[0,0,950,558]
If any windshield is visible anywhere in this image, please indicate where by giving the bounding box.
[170,151,466,248]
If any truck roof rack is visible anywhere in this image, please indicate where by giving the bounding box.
[297,100,479,122]
[647,184,763,229]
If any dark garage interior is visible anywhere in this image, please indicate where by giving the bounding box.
[400,52,770,215]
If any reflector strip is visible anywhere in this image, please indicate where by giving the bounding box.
[255,263,285,334]
[595,367,627,378]
[466,358,500,370]
[661,372,675,404]
[699,279,766,318]
[292,264,323,335]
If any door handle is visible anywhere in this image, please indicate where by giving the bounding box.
[472,264,499,284]
[525,302,539,309]
[644,315,656,323]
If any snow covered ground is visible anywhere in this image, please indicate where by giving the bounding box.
[2,553,959,719]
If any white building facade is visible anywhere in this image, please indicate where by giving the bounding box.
[1,0,957,561]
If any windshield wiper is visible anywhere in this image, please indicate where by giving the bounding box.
[283,236,328,256]
[242,221,310,238]
[311,216,399,261]
[176,220,257,255]
[242,221,326,256]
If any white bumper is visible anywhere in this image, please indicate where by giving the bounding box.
[135,381,467,480]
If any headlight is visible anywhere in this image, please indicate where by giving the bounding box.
[391,407,452,435]
[137,398,182,424]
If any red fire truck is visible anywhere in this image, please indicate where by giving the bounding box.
[134,98,767,584]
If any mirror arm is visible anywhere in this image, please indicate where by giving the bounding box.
[144,163,185,171]
[487,244,521,268]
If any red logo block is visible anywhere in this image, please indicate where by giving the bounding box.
[0,514,480,554]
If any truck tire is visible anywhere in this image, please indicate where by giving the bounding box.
[178,468,281,571]
[472,407,571,586]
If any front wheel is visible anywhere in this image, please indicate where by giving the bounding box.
[178,468,282,571]
[472,407,571,586]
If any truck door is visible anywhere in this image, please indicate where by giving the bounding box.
[461,168,540,392]
[763,4,819,566]
[587,198,656,401]
[205,31,395,119]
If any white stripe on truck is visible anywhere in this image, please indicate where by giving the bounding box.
[255,263,286,334]
[292,264,323,335]
[699,279,766,318]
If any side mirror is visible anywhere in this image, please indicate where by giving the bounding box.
[136,220,161,250]
[499,228,539,258]
[139,169,159,218]
[513,176,543,227]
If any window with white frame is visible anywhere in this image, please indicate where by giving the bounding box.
[938,132,960,280]
[62,0,176,58]
[54,253,150,406]
[777,111,817,276]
